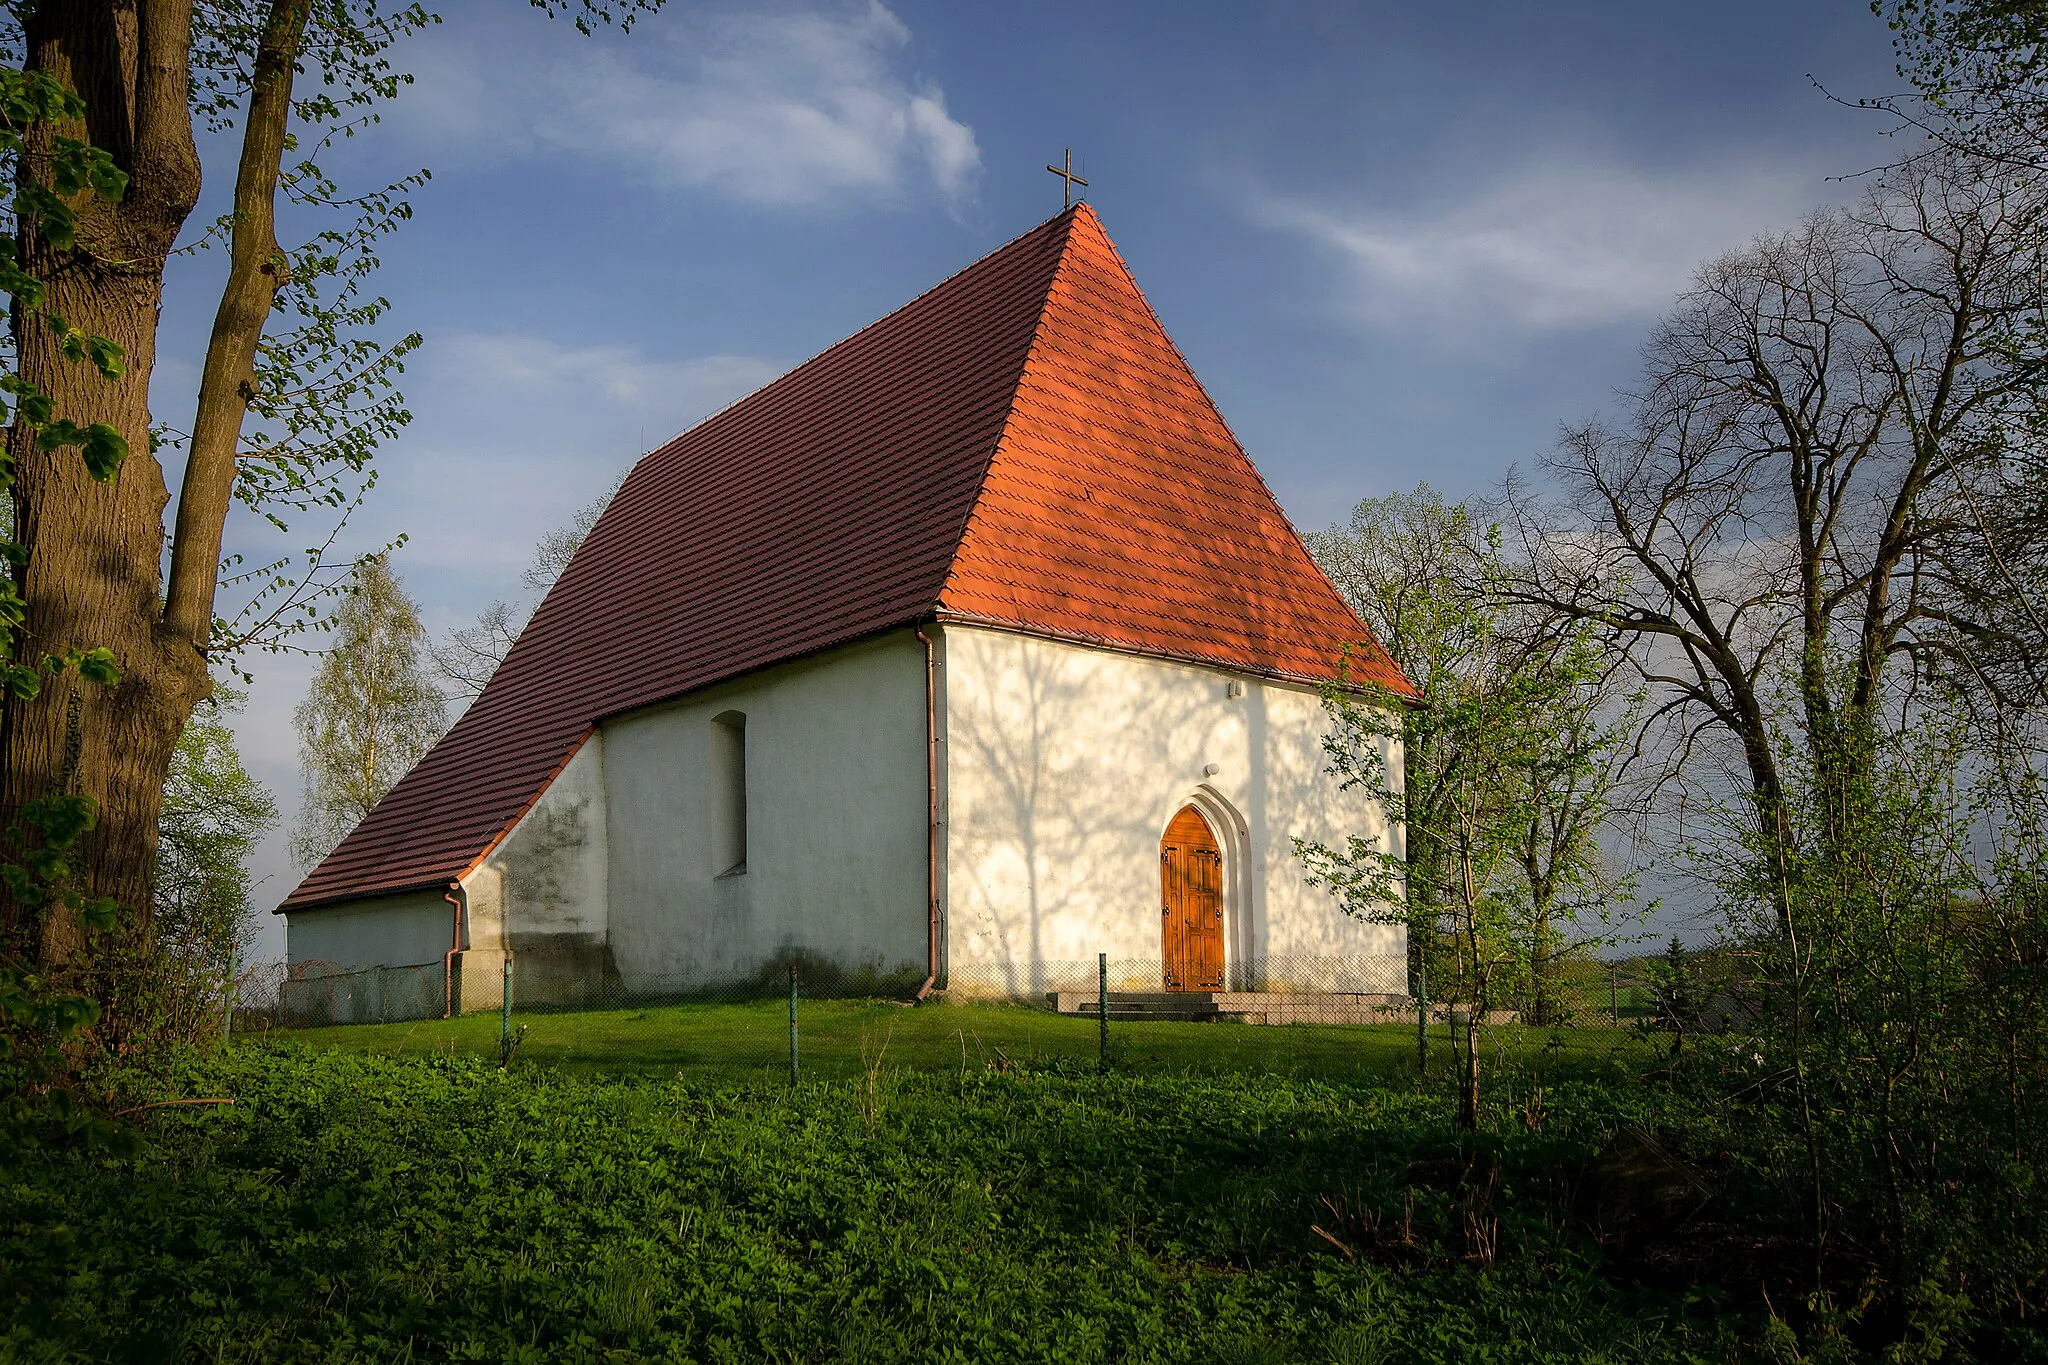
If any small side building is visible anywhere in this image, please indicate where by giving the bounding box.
[277,205,1413,1023]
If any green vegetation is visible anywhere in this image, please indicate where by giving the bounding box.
[271,999,1652,1085]
[5,1043,1773,1364]
[153,686,278,1045]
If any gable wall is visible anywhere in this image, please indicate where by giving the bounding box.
[602,629,931,994]
[458,733,610,1008]
[939,624,1404,998]
[278,735,612,1024]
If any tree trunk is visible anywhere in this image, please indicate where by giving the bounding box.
[3,4,205,987]
[1458,1009,1480,1130]
[1526,890,1554,1026]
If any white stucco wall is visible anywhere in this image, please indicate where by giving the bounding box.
[282,620,1404,1017]
[603,630,931,994]
[285,889,452,972]
[280,734,612,1019]
[458,732,610,1006]
[281,890,455,1024]
[939,624,1405,998]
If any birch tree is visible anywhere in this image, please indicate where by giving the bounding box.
[289,553,441,868]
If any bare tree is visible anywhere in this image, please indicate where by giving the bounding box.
[1500,158,2048,901]
[523,478,621,592]
[428,599,522,701]
[431,476,623,699]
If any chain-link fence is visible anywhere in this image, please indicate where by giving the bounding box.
[226,949,1685,1083]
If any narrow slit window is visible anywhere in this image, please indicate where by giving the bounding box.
[710,711,747,876]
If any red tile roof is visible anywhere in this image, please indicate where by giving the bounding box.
[281,205,1412,913]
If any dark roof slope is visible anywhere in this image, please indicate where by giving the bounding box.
[282,205,1410,913]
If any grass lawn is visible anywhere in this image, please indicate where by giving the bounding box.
[267,998,1659,1085]
[2,1044,1757,1363]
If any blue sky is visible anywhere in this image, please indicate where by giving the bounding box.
[170,0,1903,954]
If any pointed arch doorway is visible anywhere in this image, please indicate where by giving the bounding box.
[1160,806,1226,992]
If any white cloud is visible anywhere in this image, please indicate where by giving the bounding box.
[378,333,781,571]
[429,333,782,418]
[1259,155,1830,336]
[402,1,980,209]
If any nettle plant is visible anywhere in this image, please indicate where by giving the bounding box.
[0,66,139,1163]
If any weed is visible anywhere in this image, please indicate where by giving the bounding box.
[592,1244,659,1340]
[1324,1322,1388,1365]
[0,1045,1805,1362]
[1212,1331,1295,1365]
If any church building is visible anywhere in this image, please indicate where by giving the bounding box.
[279,205,1414,1022]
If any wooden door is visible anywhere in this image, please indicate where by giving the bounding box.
[1160,806,1225,992]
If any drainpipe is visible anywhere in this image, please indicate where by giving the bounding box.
[914,625,941,1001]
[441,882,467,1019]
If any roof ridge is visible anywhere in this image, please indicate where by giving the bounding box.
[282,205,1084,914]
[635,208,1086,475]
[1052,207,1376,647]
[930,208,1085,611]
[935,205,1414,693]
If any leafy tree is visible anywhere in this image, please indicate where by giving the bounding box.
[155,685,277,1036]
[1724,719,2048,1320]
[1302,487,1635,1123]
[0,65,144,1154]
[0,1,662,1035]
[1306,489,1486,944]
[290,553,442,869]
[1880,0,2048,166]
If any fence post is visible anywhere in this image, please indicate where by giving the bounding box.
[221,949,239,1047]
[500,955,514,1065]
[1097,951,1109,1072]
[788,963,799,1088]
[1609,964,1619,1027]
[1414,950,1428,1078]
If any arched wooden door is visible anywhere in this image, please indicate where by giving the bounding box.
[1160,806,1225,992]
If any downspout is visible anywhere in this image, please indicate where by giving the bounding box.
[914,625,941,1001]
[441,882,467,1019]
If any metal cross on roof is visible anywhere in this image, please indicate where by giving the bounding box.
[1046,148,1088,209]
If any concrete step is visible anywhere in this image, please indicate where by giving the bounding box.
[1048,989,1421,1026]
[1061,998,1226,1021]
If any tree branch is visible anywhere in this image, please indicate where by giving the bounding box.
[164,0,310,650]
